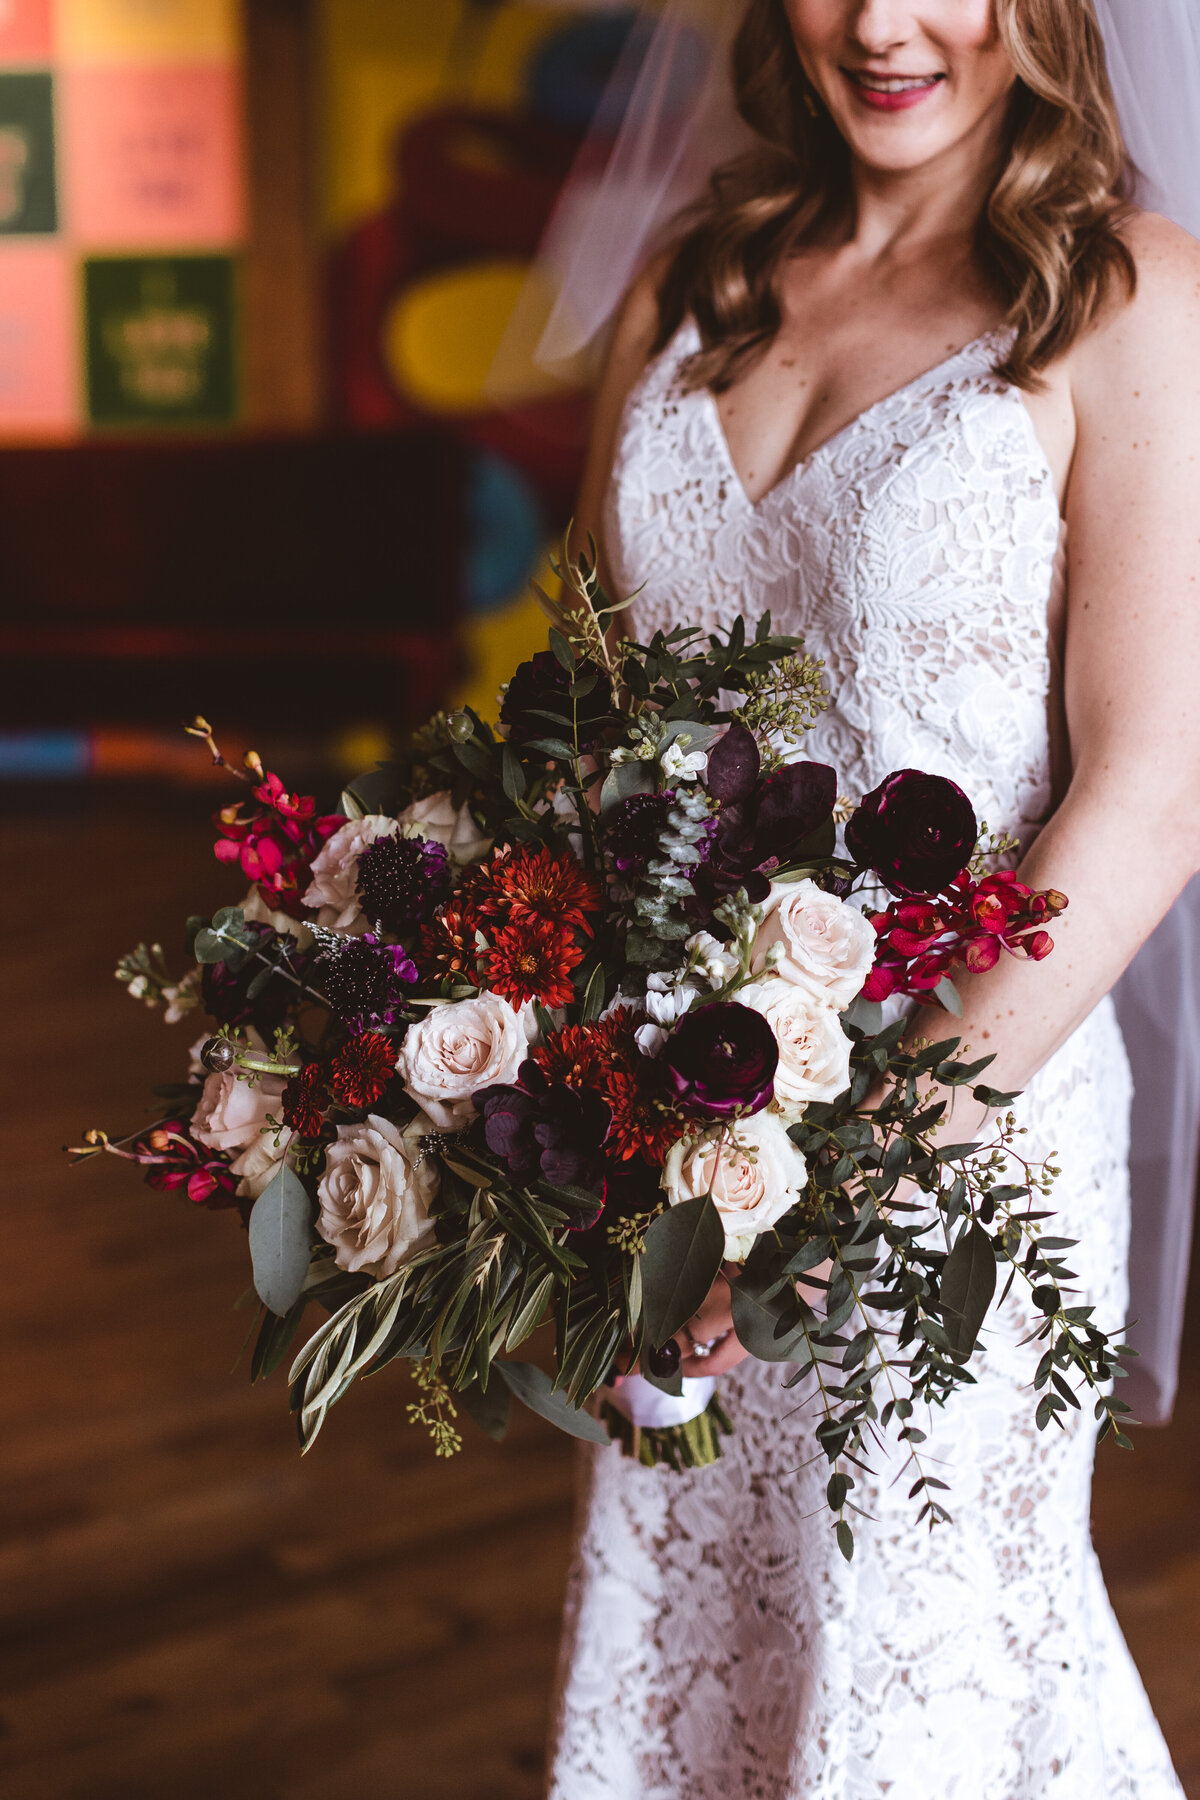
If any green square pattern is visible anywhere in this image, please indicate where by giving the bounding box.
[0,72,58,236]
[85,256,238,427]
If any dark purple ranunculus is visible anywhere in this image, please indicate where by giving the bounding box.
[695,724,836,906]
[661,1001,778,1120]
[500,649,613,749]
[201,921,306,1029]
[846,769,978,898]
[317,932,418,1032]
[475,1061,611,1222]
[356,830,452,936]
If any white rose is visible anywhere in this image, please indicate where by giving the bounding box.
[301,814,400,932]
[191,1067,286,1154]
[744,981,852,1116]
[230,1126,294,1200]
[662,1114,809,1262]
[398,792,492,867]
[752,879,877,1008]
[395,991,535,1130]
[316,1113,439,1278]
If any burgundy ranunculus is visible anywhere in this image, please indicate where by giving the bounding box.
[846,770,978,898]
[475,1061,611,1222]
[661,1001,778,1120]
[500,649,613,750]
[695,724,837,906]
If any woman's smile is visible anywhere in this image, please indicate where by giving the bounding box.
[841,66,948,111]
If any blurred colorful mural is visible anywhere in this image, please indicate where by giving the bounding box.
[0,0,635,780]
[317,0,636,718]
[0,0,245,437]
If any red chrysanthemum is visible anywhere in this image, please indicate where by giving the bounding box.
[534,1012,679,1165]
[486,916,584,1009]
[329,1032,396,1109]
[282,1062,327,1137]
[417,899,482,984]
[471,844,604,934]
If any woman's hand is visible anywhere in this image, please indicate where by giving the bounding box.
[674,1267,752,1378]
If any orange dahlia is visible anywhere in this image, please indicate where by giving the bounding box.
[534,1012,679,1165]
[472,843,604,934]
[417,899,482,985]
[486,916,584,1009]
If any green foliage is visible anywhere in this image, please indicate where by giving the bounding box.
[640,1195,725,1351]
[248,1162,315,1317]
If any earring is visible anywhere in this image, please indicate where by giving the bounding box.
[802,87,819,118]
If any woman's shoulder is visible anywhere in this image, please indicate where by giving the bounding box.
[1070,209,1200,409]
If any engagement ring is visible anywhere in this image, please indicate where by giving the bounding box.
[686,1331,728,1360]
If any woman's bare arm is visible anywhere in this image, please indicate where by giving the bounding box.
[901,213,1200,1135]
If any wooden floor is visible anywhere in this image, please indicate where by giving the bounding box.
[3,789,1198,1799]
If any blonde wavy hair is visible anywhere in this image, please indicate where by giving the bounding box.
[655,0,1137,392]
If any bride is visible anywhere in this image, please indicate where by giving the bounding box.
[543,1,1200,1795]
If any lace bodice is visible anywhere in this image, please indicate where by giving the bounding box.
[547,321,1184,1800]
[606,320,1063,846]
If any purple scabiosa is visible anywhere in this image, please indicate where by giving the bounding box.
[318,932,418,1032]
[356,831,452,937]
[604,790,681,878]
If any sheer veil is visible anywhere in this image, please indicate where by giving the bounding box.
[508,0,1200,1422]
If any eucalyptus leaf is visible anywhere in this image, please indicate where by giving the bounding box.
[641,1195,725,1350]
[248,1163,314,1317]
[940,1222,997,1358]
[459,1375,512,1442]
[934,976,963,1017]
[497,1360,611,1443]
[599,759,656,818]
[730,1273,811,1363]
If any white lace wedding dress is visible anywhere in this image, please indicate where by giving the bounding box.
[544,321,1185,1799]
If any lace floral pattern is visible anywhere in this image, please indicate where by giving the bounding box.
[547,325,1184,1798]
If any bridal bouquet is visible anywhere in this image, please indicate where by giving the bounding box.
[79,545,1132,1543]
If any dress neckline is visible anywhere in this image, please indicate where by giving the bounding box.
[682,319,1010,515]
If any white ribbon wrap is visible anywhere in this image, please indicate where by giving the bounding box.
[605,1372,716,1429]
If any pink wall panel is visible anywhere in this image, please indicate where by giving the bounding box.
[62,61,242,246]
[0,0,54,63]
[0,243,76,429]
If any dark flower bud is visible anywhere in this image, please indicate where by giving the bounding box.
[648,1339,682,1378]
[200,1035,236,1073]
[661,1001,778,1120]
[846,769,977,898]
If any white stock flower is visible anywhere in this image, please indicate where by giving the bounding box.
[397,792,493,867]
[315,1112,439,1278]
[395,991,536,1130]
[302,814,401,933]
[743,981,853,1116]
[662,1114,808,1262]
[659,740,708,782]
[685,930,740,989]
[752,879,877,1008]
